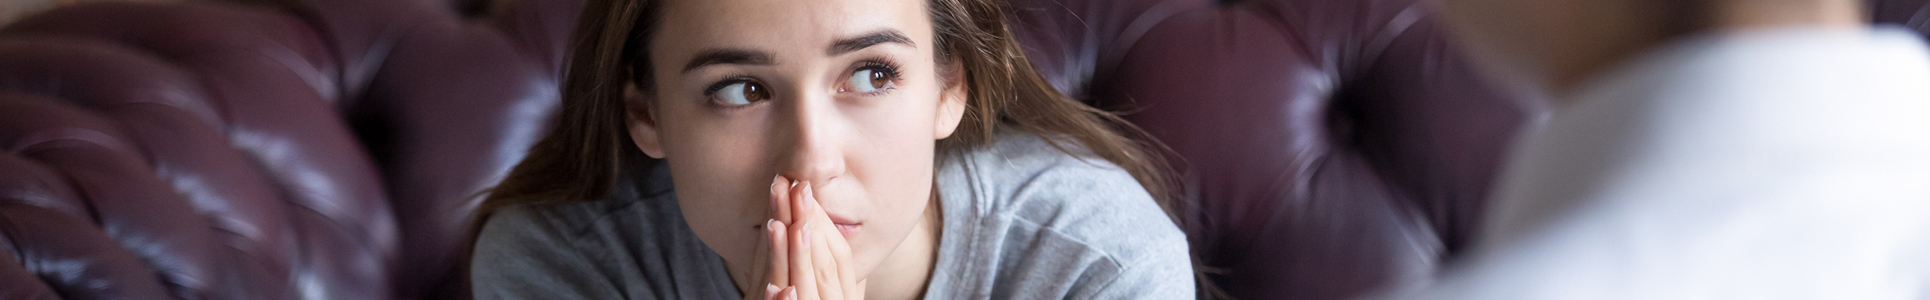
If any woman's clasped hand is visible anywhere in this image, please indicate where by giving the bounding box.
[754,176,863,300]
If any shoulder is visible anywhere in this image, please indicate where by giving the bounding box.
[957,131,1185,247]
[471,198,649,300]
[476,198,644,251]
[475,160,682,251]
[940,131,1194,298]
[953,131,1153,206]
[471,162,738,299]
[472,188,669,277]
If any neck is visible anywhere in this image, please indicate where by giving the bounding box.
[864,194,942,300]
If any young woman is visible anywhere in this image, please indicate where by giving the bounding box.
[468,0,1194,298]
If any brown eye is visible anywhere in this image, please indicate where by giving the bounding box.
[713,81,769,105]
[744,82,770,101]
[844,68,893,93]
[868,69,888,88]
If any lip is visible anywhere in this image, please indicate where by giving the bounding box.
[826,213,862,238]
[832,223,860,238]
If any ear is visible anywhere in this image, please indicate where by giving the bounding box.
[933,59,968,140]
[625,82,668,158]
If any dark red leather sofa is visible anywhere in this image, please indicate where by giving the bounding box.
[2,0,1924,299]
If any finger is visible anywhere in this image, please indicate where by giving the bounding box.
[765,219,789,288]
[798,185,854,298]
[771,176,793,225]
[764,284,781,300]
[827,227,857,299]
[812,221,844,300]
[790,181,814,228]
[854,280,867,300]
[797,182,850,299]
[802,187,856,298]
[790,220,819,300]
[804,182,837,225]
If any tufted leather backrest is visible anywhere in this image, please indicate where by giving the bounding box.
[0,0,573,298]
[1874,0,1930,31]
[2,0,1925,299]
[1003,0,1531,298]
[1006,0,1930,298]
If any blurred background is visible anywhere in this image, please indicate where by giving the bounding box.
[0,0,1924,299]
[3,0,76,25]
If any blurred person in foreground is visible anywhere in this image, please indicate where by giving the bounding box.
[1401,0,1930,298]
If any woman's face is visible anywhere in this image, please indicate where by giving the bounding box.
[626,0,968,282]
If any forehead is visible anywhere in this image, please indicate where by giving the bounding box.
[651,0,933,57]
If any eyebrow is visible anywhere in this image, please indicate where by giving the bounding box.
[679,30,913,74]
[681,48,774,73]
[828,30,913,56]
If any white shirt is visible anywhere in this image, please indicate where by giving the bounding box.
[1407,27,1930,299]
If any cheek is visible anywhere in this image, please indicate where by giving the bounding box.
[669,157,769,275]
[838,85,945,276]
[849,82,945,197]
[658,113,774,273]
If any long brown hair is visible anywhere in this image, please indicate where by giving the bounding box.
[473,0,1192,292]
[480,0,1178,231]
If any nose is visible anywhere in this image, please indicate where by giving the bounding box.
[773,87,845,186]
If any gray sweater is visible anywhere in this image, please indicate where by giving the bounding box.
[471,132,1194,299]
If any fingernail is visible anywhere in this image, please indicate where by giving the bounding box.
[786,288,798,300]
[766,283,779,295]
[801,182,813,211]
[766,219,777,233]
[800,221,811,241]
